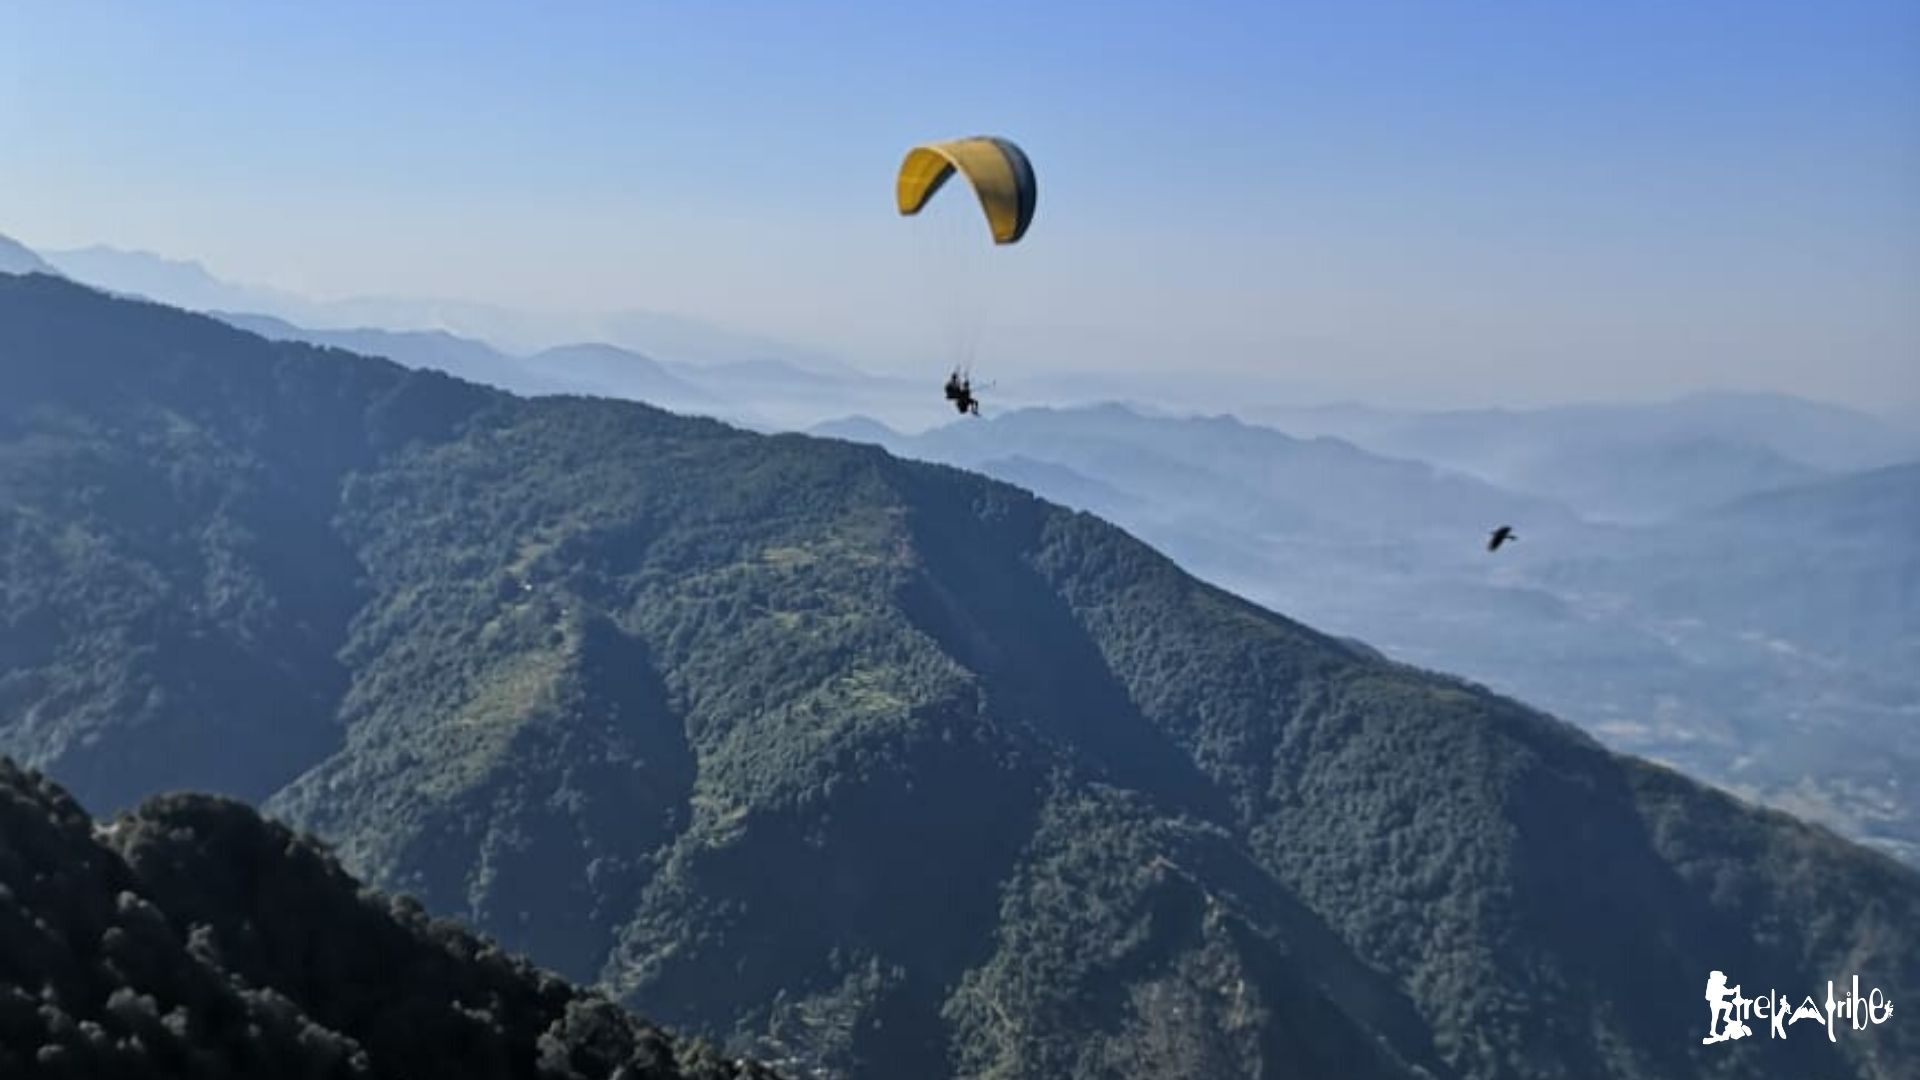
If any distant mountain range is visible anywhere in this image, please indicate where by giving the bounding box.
[23,232,1914,457]
[523,342,719,406]
[214,311,577,398]
[4,235,927,431]
[213,312,725,415]
[210,309,925,432]
[0,234,56,276]
[1251,395,1918,522]
[3,272,1917,1079]
[33,241,844,369]
[40,243,310,316]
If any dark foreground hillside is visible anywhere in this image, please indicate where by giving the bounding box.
[2,272,1918,1079]
[0,758,776,1079]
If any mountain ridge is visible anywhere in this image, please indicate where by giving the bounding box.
[0,234,56,276]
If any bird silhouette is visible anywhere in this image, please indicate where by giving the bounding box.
[1487,525,1517,552]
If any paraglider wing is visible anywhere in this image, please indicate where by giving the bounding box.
[897,137,1037,244]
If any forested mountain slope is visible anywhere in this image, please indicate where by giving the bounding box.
[2,273,1915,1079]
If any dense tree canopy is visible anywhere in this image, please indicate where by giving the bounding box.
[0,758,776,1079]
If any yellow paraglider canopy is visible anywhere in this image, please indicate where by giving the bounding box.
[896,137,1036,245]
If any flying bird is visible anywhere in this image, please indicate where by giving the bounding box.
[1487,525,1517,552]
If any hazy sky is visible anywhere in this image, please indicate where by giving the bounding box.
[2,1,1917,410]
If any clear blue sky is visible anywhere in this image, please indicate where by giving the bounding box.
[2,1,1916,409]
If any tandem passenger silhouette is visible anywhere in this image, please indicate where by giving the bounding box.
[1702,970,1893,1045]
